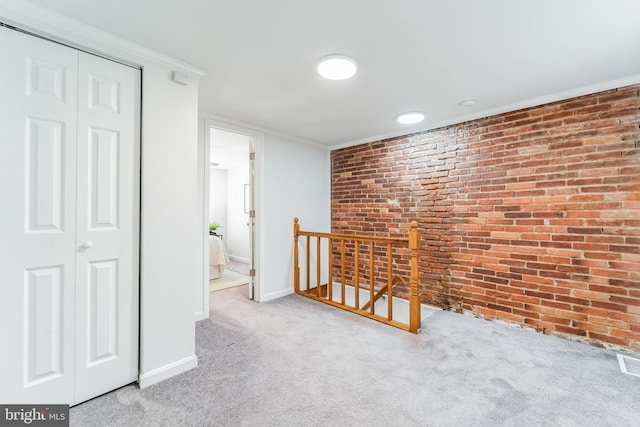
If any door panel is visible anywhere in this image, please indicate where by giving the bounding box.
[26,117,66,232]
[26,56,67,101]
[74,51,140,404]
[87,259,118,366]
[0,25,78,404]
[24,266,65,385]
[88,127,120,229]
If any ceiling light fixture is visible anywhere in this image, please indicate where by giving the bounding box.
[459,98,477,107]
[317,55,357,80]
[396,112,425,125]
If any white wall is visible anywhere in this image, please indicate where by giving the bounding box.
[226,164,250,261]
[0,1,203,389]
[139,66,200,387]
[259,133,331,301]
[196,115,207,319]
[209,168,228,231]
[209,162,250,261]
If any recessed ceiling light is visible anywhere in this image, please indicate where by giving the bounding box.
[459,98,477,107]
[317,55,357,80]
[396,112,425,124]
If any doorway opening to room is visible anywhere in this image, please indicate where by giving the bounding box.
[203,120,260,312]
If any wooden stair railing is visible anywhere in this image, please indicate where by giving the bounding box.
[293,218,421,333]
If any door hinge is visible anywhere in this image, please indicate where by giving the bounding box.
[249,268,256,277]
[249,210,256,218]
[249,152,256,160]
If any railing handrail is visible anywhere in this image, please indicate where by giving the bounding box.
[296,230,408,245]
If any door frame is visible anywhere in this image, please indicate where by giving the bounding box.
[201,118,262,316]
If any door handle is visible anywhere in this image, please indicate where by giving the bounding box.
[79,241,93,251]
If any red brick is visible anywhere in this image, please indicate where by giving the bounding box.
[554,325,588,336]
[571,320,609,334]
[572,306,609,317]
[609,278,640,288]
[588,332,628,346]
[609,329,639,340]
[590,301,628,313]
[588,285,628,296]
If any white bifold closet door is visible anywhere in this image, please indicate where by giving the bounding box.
[0,26,140,405]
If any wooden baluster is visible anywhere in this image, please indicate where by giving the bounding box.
[354,240,360,310]
[327,237,332,302]
[341,239,346,305]
[369,243,375,315]
[316,236,321,297]
[409,221,421,334]
[306,234,310,292]
[294,218,300,293]
[387,243,393,321]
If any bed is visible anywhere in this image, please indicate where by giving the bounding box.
[209,234,229,280]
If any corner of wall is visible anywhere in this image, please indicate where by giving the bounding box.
[138,355,198,389]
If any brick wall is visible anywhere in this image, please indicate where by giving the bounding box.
[331,85,640,353]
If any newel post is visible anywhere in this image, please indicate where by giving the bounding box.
[409,221,421,333]
[293,217,300,294]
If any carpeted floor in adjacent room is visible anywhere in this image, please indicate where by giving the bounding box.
[209,270,250,292]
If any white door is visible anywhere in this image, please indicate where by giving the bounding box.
[74,51,140,404]
[0,26,140,405]
[0,25,78,405]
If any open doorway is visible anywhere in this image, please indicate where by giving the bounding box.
[202,119,260,315]
[208,129,251,289]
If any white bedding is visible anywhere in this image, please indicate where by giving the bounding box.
[209,235,229,279]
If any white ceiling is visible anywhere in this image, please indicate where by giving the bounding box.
[26,0,640,148]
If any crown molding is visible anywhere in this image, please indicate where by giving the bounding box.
[0,0,205,78]
[331,74,640,151]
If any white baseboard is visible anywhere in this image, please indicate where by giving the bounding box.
[138,354,198,389]
[228,255,249,263]
[260,287,293,302]
[194,310,207,321]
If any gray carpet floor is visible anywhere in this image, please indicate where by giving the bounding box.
[70,285,639,426]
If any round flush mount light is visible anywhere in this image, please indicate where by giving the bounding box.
[396,111,425,125]
[317,55,357,80]
[459,98,477,107]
